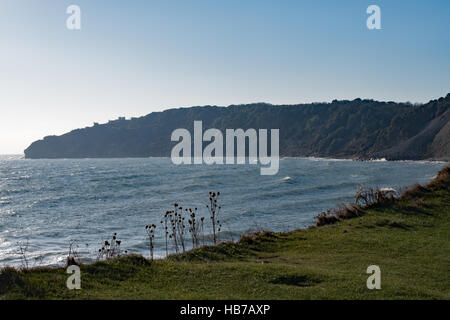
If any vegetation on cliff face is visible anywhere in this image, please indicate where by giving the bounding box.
[1,167,449,300]
[24,94,450,160]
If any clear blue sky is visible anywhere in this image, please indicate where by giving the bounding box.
[1,0,449,154]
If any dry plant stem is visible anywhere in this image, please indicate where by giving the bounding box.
[161,214,169,257]
[17,240,30,270]
[145,224,156,260]
[97,233,122,261]
[207,191,222,245]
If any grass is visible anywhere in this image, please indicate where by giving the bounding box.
[1,168,449,300]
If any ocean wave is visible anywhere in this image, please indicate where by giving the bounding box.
[0,157,445,267]
[282,156,353,162]
[368,158,387,162]
[278,176,293,183]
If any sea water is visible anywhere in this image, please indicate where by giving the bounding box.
[0,155,446,267]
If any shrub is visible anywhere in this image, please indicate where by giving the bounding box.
[66,239,81,267]
[315,204,362,227]
[426,166,450,189]
[97,233,122,261]
[355,186,396,207]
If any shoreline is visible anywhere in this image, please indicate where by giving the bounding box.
[2,154,449,163]
[1,166,448,299]
[0,160,447,269]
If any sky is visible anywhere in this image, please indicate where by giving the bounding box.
[0,0,449,154]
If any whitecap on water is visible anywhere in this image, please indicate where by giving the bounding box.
[379,187,396,192]
[279,176,293,183]
[0,209,16,216]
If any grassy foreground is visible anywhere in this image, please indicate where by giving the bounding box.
[1,168,449,300]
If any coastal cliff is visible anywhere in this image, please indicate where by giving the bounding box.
[25,94,450,161]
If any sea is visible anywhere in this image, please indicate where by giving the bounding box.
[0,155,446,267]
